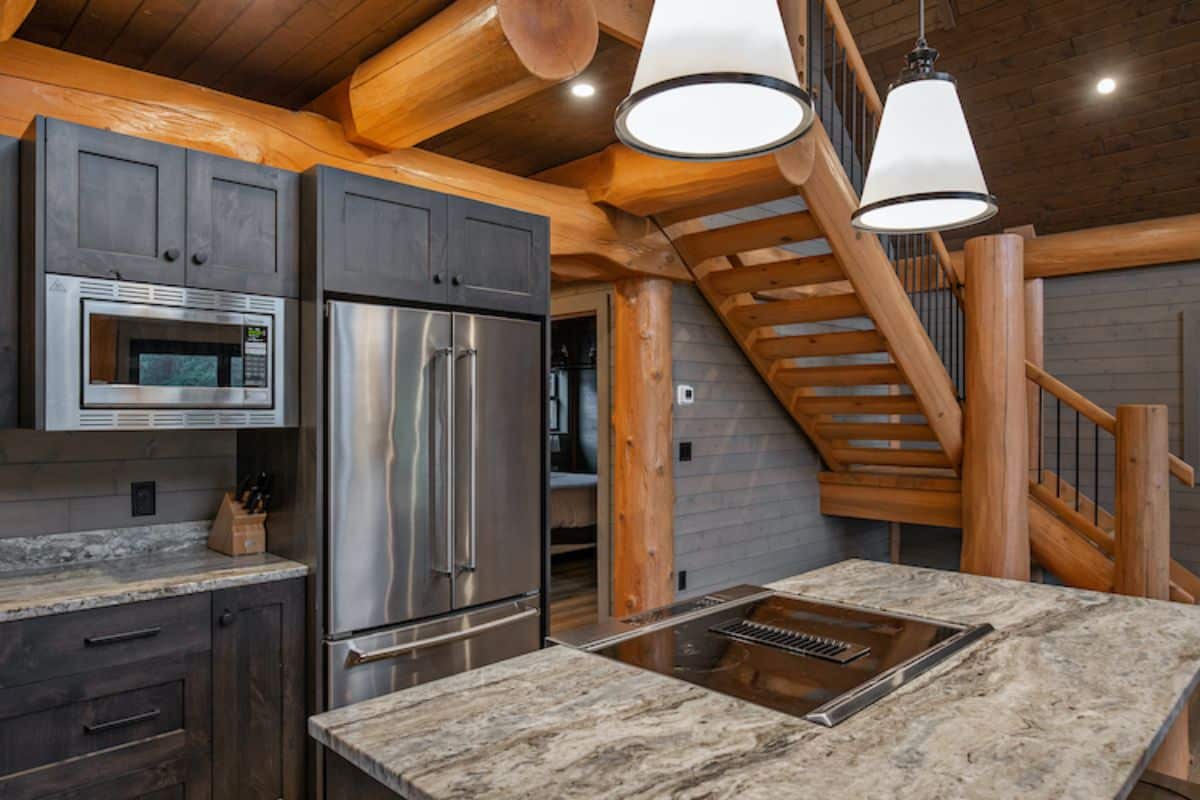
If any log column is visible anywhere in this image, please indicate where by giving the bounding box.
[1114,404,1187,777]
[612,278,675,615]
[962,234,1030,580]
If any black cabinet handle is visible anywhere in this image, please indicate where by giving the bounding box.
[432,273,443,284]
[163,248,181,262]
[192,251,209,265]
[219,610,236,627]
[84,708,161,734]
[84,626,162,647]
[452,275,462,286]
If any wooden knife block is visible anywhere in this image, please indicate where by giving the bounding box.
[208,493,267,556]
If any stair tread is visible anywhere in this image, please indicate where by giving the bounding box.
[776,364,904,388]
[832,447,952,468]
[819,470,961,491]
[793,394,923,416]
[706,255,844,295]
[729,293,865,328]
[674,211,824,265]
[814,422,936,441]
[754,330,888,359]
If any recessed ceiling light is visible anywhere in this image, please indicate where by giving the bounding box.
[1097,77,1117,95]
[571,83,596,98]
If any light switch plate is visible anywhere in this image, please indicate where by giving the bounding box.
[676,384,695,405]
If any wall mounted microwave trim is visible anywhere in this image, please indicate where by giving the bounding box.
[38,274,298,431]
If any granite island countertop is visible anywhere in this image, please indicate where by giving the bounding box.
[0,545,308,622]
[310,560,1200,800]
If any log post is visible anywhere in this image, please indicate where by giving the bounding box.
[1025,277,1045,482]
[310,0,598,150]
[612,278,675,615]
[1114,404,1187,777]
[961,234,1030,580]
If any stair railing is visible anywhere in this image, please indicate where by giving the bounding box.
[808,0,966,400]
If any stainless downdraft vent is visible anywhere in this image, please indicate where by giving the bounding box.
[711,619,869,665]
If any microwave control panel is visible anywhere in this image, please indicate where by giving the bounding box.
[243,325,270,388]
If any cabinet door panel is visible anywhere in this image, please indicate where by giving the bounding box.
[321,168,447,303]
[447,198,547,316]
[186,152,299,297]
[211,578,305,800]
[44,119,186,285]
[0,135,16,428]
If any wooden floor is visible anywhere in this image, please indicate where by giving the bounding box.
[549,550,598,635]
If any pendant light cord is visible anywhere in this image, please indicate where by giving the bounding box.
[917,0,926,46]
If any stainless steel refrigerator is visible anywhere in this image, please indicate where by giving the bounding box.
[323,301,543,709]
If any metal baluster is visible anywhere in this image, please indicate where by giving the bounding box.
[1075,409,1081,512]
[1094,424,1100,525]
[1056,397,1062,497]
[1038,386,1044,480]
[841,47,850,173]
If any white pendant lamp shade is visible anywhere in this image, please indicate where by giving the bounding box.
[615,0,815,161]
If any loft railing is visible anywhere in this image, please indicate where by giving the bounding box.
[807,0,965,400]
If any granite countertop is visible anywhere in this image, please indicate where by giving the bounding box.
[0,545,308,622]
[310,559,1200,800]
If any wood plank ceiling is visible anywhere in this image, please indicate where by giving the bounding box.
[850,0,1200,244]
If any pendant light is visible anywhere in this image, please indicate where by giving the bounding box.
[614,0,815,162]
[852,2,997,233]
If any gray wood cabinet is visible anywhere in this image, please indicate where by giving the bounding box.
[186,151,299,298]
[28,118,298,297]
[0,135,17,429]
[447,197,549,316]
[318,167,448,303]
[0,579,306,799]
[42,118,187,285]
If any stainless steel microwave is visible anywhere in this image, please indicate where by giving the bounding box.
[39,274,297,430]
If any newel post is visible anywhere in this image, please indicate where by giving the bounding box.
[961,234,1030,580]
[1113,404,1187,777]
[612,278,675,616]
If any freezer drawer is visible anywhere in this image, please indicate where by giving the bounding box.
[324,598,540,710]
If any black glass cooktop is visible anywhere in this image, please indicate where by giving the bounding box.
[554,587,991,726]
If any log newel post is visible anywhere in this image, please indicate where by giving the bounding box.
[1113,404,1187,776]
[961,234,1030,580]
[1024,277,1044,483]
[612,278,675,616]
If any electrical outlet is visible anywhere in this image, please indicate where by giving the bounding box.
[131,481,156,517]
[678,570,688,591]
[679,441,692,462]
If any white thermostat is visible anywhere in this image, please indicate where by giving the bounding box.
[676,385,695,406]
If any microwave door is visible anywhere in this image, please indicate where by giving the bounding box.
[452,313,542,610]
[326,302,454,637]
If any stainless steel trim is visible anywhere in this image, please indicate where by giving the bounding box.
[42,274,296,430]
[803,621,994,727]
[459,345,479,572]
[344,607,539,667]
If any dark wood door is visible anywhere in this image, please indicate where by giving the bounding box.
[186,152,299,297]
[211,578,305,800]
[446,197,548,316]
[43,119,187,285]
[319,167,447,303]
[0,135,16,428]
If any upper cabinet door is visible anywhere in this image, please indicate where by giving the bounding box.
[43,119,187,285]
[186,152,299,297]
[320,168,447,303]
[446,198,548,316]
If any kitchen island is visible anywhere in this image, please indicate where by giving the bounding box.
[310,560,1200,799]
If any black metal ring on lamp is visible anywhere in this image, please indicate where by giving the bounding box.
[614,72,816,162]
[850,190,999,234]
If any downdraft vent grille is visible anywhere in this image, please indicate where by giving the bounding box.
[711,619,869,664]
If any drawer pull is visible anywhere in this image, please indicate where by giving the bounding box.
[83,708,161,734]
[84,626,162,647]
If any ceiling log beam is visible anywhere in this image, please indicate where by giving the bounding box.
[0,0,33,41]
[946,214,1200,280]
[0,39,686,284]
[309,0,598,151]
[593,0,652,48]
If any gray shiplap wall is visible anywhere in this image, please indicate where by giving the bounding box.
[1042,260,1200,576]
[672,283,888,597]
[0,430,234,539]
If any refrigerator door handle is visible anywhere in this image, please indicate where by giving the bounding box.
[458,345,479,572]
[434,345,456,578]
[343,607,538,667]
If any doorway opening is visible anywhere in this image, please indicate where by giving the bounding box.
[548,291,611,634]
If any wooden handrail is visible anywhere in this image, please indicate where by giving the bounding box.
[1025,361,1195,487]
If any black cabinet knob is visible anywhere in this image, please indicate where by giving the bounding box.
[219,610,235,627]
[452,275,462,286]
[163,248,181,262]
[192,252,209,265]
[432,274,443,284]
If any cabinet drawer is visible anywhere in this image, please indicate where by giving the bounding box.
[0,676,183,775]
[0,595,210,689]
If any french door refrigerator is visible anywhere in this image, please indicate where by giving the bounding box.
[323,301,543,709]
